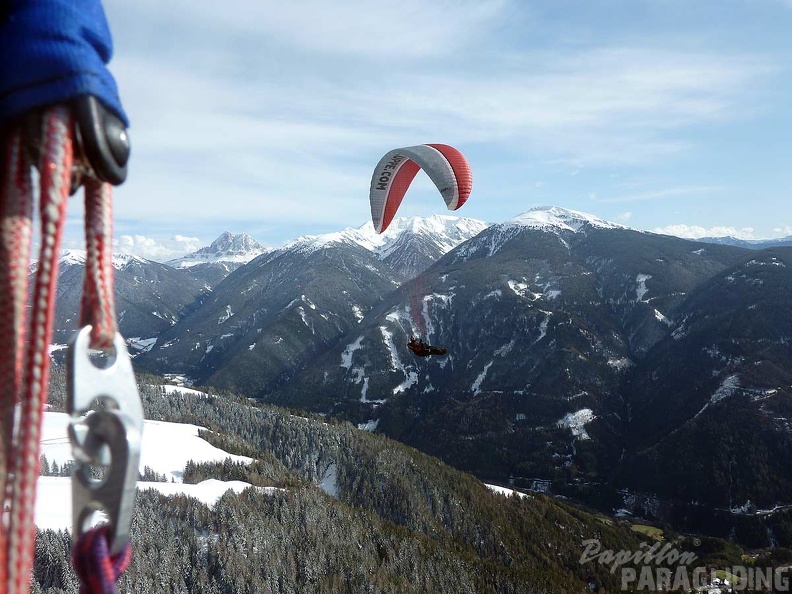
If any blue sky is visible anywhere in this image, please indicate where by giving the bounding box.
[68,0,792,259]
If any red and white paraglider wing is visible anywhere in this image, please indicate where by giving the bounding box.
[369,144,473,234]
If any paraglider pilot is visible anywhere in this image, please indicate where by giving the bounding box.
[407,335,447,357]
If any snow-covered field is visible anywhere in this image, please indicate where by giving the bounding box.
[485,484,530,499]
[36,412,264,533]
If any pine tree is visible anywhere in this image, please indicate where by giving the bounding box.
[40,454,50,476]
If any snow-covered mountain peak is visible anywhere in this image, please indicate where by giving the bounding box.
[380,215,490,249]
[112,253,150,270]
[287,215,490,258]
[506,206,623,233]
[167,232,271,269]
[54,249,146,270]
[202,231,263,256]
[59,249,87,267]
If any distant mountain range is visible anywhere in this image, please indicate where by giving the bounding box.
[696,235,792,249]
[48,249,210,345]
[44,206,792,547]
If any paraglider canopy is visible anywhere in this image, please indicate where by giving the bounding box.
[369,144,473,234]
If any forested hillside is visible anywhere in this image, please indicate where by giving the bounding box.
[34,369,653,594]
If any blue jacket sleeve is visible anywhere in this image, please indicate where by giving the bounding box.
[0,0,128,126]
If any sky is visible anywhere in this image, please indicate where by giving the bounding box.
[61,0,792,259]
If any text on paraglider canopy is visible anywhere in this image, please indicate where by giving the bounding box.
[375,155,406,190]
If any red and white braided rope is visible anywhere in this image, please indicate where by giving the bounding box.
[81,178,117,350]
[0,119,35,592]
[0,105,119,594]
[6,106,72,594]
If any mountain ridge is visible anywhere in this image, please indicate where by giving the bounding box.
[42,206,792,547]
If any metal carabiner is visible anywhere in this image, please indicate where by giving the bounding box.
[67,326,143,555]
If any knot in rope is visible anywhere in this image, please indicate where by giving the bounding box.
[72,526,132,594]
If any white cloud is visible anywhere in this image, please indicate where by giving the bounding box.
[114,235,203,261]
[598,185,722,203]
[96,2,778,243]
[111,11,771,170]
[110,0,509,60]
[615,211,632,223]
[652,224,756,240]
[773,225,792,236]
[253,0,508,58]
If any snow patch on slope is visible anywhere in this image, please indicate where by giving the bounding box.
[486,484,530,499]
[472,362,493,395]
[341,336,364,369]
[379,326,416,396]
[421,293,453,337]
[357,419,379,432]
[636,274,652,301]
[654,309,672,326]
[36,411,269,532]
[495,340,516,357]
[695,374,740,418]
[161,385,208,398]
[557,408,596,440]
[40,413,255,476]
[535,313,552,343]
[352,305,364,322]
[508,279,541,300]
[128,337,157,354]
[36,478,277,533]
[608,357,632,371]
[218,305,233,324]
[297,306,314,333]
[317,463,338,497]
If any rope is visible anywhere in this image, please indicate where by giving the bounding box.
[81,178,118,349]
[5,106,73,594]
[0,117,34,594]
[0,105,124,594]
[73,526,131,594]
